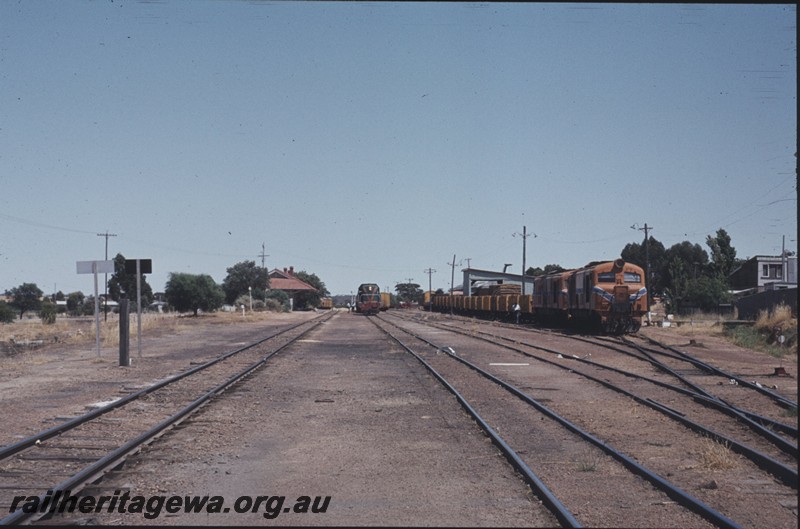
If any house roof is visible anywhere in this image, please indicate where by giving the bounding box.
[268,267,317,293]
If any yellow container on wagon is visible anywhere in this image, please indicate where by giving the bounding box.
[380,292,391,310]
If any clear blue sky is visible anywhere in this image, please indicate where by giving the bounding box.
[1,2,796,297]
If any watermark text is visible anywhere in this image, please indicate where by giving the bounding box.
[10,490,331,520]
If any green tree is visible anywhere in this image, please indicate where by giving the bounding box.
[222,260,270,305]
[528,264,566,277]
[395,282,423,303]
[621,237,666,295]
[108,254,154,309]
[164,273,224,316]
[293,271,327,309]
[663,257,689,313]
[66,292,85,316]
[81,296,97,316]
[706,228,739,280]
[685,276,732,311]
[39,299,57,324]
[660,241,709,302]
[0,301,15,323]
[8,283,44,319]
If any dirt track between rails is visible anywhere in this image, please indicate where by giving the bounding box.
[1,310,797,527]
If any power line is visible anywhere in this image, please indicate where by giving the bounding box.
[0,213,97,235]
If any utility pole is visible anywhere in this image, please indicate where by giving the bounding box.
[635,223,653,314]
[258,242,269,270]
[513,226,534,295]
[464,257,472,269]
[447,254,458,315]
[424,268,436,312]
[781,235,787,283]
[258,242,270,302]
[97,231,117,321]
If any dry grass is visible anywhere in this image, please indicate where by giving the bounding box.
[1,310,286,350]
[665,320,726,338]
[754,303,797,333]
[100,313,181,346]
[576,448,602,472]
[1,313,182,348]
[726,303,798,357]
[697,437,739,471]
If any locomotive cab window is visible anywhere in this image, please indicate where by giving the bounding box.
[624,272,642,283]
[597,272,615,283]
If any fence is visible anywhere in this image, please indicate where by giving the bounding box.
[735,287,797,321]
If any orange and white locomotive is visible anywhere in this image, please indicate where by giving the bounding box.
[567,259,647,333]
[431,259,647,334]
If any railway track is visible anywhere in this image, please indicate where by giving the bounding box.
[422,315,796,460]
[370,315,741,529]
[396,312,798,465]
[378,311,798,528]
[0,312,333,525]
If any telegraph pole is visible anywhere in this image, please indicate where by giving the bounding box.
[513,226,533,295]
[424,268,436,312]
[782,235,786,283]
[258,242,270,301]
[97,231,117,321]
[638,223,653,314]
[447,254,458,315]
[258,242,269,270]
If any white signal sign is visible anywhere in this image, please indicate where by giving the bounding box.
[76,260,115,274]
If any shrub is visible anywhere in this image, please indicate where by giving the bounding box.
[263,299,286,313]
[39,302,57,325]
[265,290,290,312]
[0,302,14,324]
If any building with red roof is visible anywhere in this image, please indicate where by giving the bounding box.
[268,266,318,310]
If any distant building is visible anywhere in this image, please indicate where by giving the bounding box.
[267,266,318,310]
[728,255,797,295]
[461,268,532,296]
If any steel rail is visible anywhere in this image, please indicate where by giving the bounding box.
[626,335,798,409]
[567,354,797,455]
[598,336,798,437]
[1,314,330,526]
[613,337,798,452]
[382,313,798,489]
[0,312,332,463]
[412,314,798,456]
[566,333,798,454]
[376,315,746,529]
[368,317,582,529]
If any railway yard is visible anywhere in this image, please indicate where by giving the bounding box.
[0,310,797,527]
